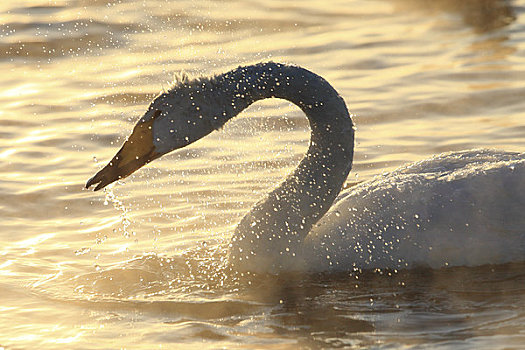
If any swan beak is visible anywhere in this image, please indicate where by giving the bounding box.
[86,118,161,191]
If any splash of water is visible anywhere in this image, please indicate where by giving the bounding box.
[103,187,135,239]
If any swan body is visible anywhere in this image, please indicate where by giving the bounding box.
[86,62,525,273]
[307,149,525,271]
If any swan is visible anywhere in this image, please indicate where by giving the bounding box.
[86,62,525,273]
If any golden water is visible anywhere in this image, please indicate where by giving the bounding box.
[1,0,524,348]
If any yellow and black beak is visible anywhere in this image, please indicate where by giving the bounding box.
[86,118,161,191]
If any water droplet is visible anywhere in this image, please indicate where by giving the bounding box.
[75,247,91,256]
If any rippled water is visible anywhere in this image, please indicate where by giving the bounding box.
[1,0,525,348]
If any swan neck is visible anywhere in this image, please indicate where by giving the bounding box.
[225,63,348,127]
[224,63,355,272]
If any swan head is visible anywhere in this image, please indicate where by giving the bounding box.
[86,80,227,191]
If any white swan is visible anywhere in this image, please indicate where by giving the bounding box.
[86,62,525,273]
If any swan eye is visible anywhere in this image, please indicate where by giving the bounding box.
[141,109,162,124]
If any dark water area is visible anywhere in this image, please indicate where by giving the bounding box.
[1,0,524,348]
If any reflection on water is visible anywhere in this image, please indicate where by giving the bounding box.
[1,0,525,348]
[394,0,516,32]
[32,256,525,348]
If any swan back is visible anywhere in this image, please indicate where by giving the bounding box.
[307,149,525,270]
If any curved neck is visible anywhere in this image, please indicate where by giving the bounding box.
[219,63,355,272]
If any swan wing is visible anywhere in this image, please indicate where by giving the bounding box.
[306,150,525,270]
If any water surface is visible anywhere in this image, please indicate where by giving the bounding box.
[1,0,524,348]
